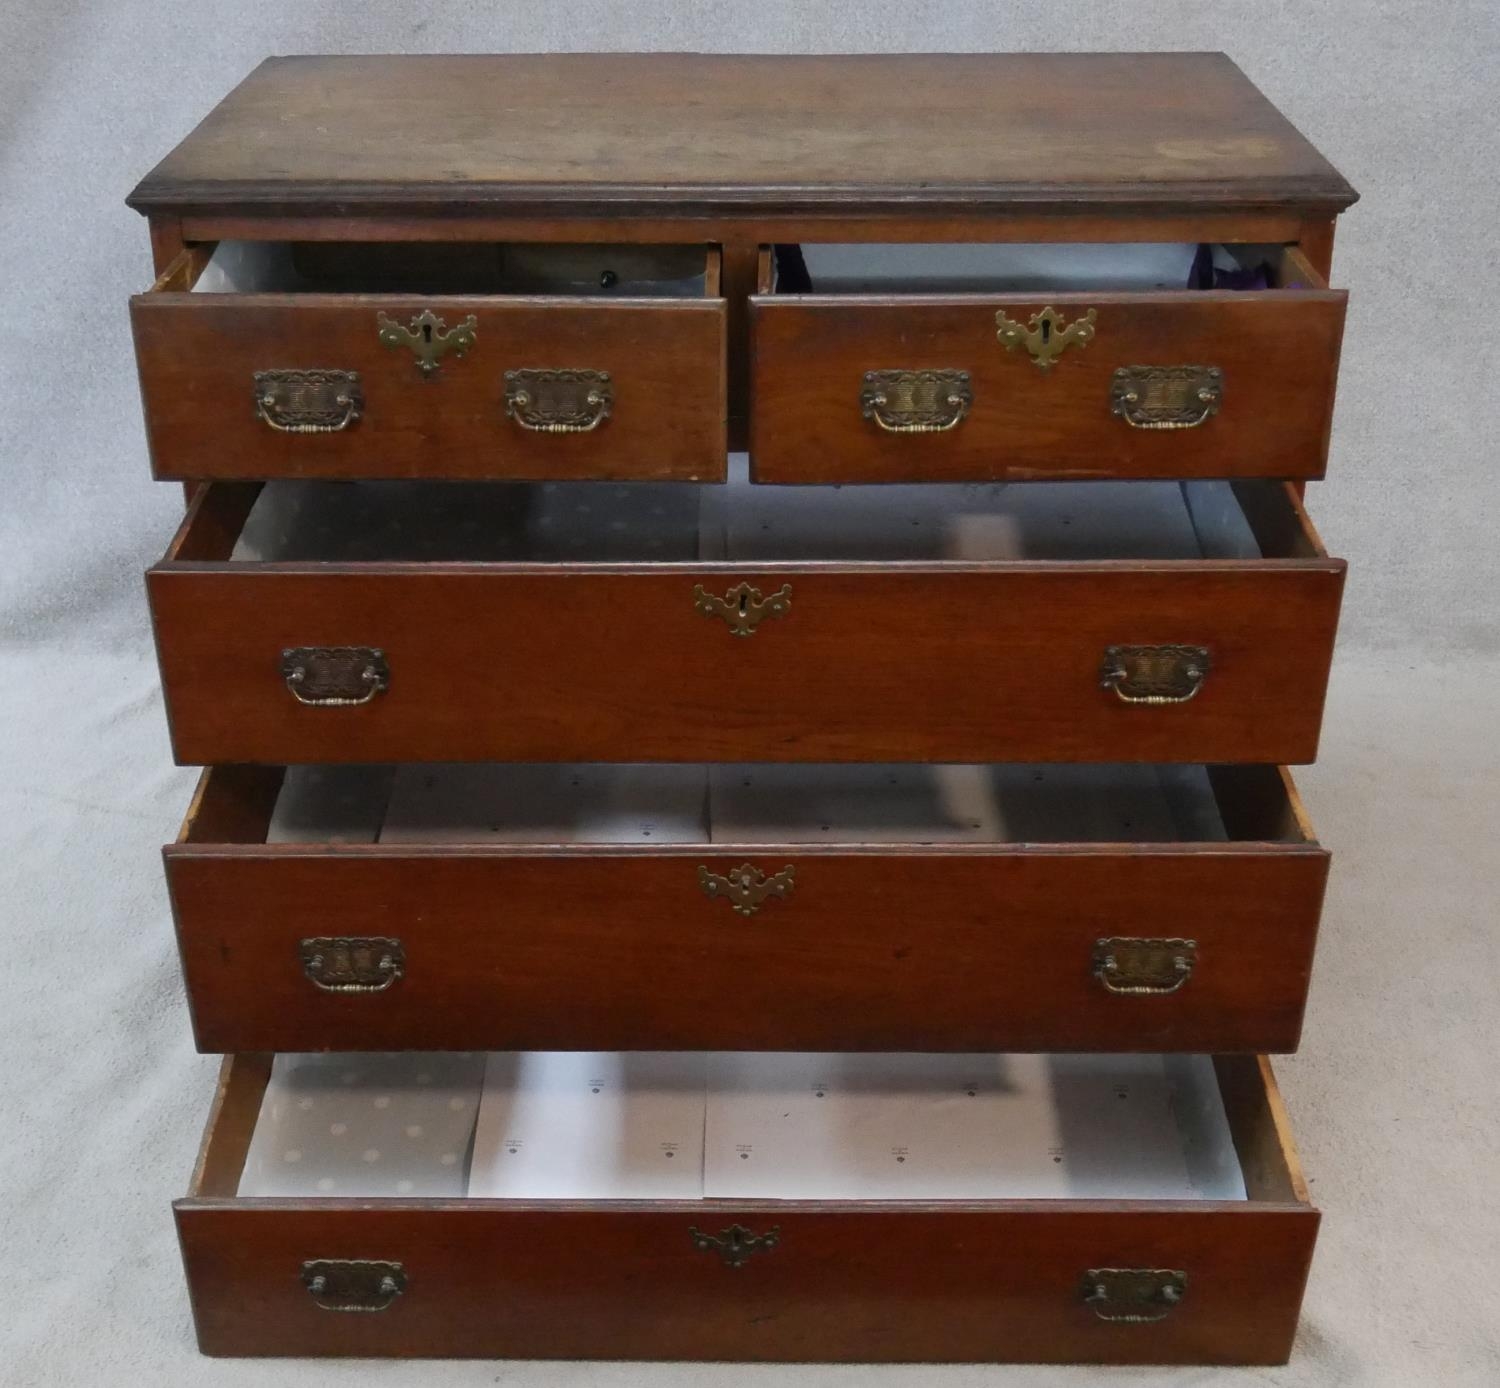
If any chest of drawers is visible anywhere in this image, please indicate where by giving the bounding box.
[129,52,1355,1364]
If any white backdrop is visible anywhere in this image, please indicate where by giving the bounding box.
[2,4,1498,1386]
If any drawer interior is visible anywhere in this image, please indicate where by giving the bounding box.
[763,241,1328,295]
[179,762,1316,849]
[167,240,720,297]
[192,1050,1306,1207]
[168,465,1329,566]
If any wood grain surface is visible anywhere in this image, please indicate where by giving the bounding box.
[168,801,1328,1056]
[128,54,1357,219]
[148,558,1345,767]
[133,290,726,481]
[751,286,1346,483]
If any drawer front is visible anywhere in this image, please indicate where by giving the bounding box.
[131,294,726,481]
[169,846,1327,1054]
[177,1203,1315,1362]
[148,566,1344,765]
[750,290,1345,483]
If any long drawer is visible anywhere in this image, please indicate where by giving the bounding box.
[132,241,727,481]
[177,1052,1318,1363]
[146,474,1345,766]
[750,242,1346,483]
[168,762,1327,1054]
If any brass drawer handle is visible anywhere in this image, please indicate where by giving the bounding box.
[254,369,362,433]
[1100,645,1210,705]
[301,937,404,993]
[996,305,1097,370]
[1083,1268,1187,1323]
[505,368,613,433]
[860,369,972,433]
[1093,938,1197,995]
[302,1259,406,1313]
[699,863,796,917]
[281,647,390,707]
[1111,366,1223,430]
[376,309,477,376]
[693,582,791,638]
[690,1224,780,1268]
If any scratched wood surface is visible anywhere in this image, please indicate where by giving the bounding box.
[128,54,1358,219]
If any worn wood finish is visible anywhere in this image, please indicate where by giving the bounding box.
[129,54,1355,1363]
[173,211,1317,248]
[1295,219,1337,281]
[149,217,189,275]
[720,238,762,448]
[188,1055,272,1198]
[167,764,1328,1055]
[133,284,726,482]
[129,54,1357,220]
[150,244,217,293]
[751,277,1346,483]
[174,1052,1317,1363]
[1213,1055,1311,1204]
[147,483,1344,765]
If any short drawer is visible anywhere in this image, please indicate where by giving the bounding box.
[750,242,1345,483]
[177,1051,1318,1363]
[169,762,1327,1054]
[146,472,1344,765]
[132,241,726,481]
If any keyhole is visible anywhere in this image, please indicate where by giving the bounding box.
[738,591,750,615]
[421,322,433,344]
[1039,317,1052,345]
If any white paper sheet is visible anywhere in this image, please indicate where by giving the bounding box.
[238,1052,1243,1203]
[703,1053,1244,1201]
[708,763,1219,845]
[709,468,1207,563]
[232,478,704,564]
[378,763,709,845]
[1041,1055,1203,1200]
[705,1052,1068,1200]
[265,765,394,844]
[1167,1054,1249,1200]
[238,1052,487,1198]
[797,242,1199,293]
[468,1052,706,1200]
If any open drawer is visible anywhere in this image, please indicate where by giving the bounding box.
[168,761,1327,1054]
[177,1050,1318,1363]
[147,469,1344,765]
[131,241,727,481]
[749,242,1346,483]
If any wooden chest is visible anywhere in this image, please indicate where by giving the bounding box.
[127,52,1357,1364]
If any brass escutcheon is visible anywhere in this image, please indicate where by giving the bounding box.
[996,306,1097,370]
[693,582,792,638]
[1111,366,1223,430]
[302,1260,406,1313]
[376,309,477,376]
[300,937,405,993]
[860,369,972,433]
[699,863,796,917]
[254,368,363,433]
[281,647,390,707]
[689,1224,781,1268]
[1082,1268,1187,1323]
[505,368,613,433]
[1093,938,1198,995]
[1099,645,1210,705]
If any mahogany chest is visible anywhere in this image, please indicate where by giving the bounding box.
[128,52,1356,1364]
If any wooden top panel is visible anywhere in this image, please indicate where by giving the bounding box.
[127,53,1357,219]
